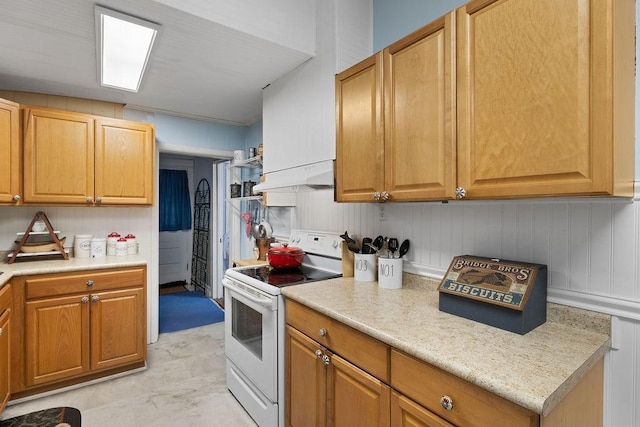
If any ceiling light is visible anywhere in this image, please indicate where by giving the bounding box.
[95,6,160,92]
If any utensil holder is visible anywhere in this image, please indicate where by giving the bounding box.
[378,257,403,289]
[354,253,377,282]
[256,237,273,261]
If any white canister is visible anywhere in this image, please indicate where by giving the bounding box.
[378,257,403,289]
[115,237,128,256]
[90,238,106,258]
[125,234,137,255]
[233,149,245,162]
[74,234,93,258]
[106,232,120,256]
[354,253,377,282]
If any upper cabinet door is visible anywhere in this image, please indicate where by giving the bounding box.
[335,53,384,203]
[95,118,155,205]
[0,98,20,204]
[23,107,95,204]
[384,12,456,201]
[456,0,635,198]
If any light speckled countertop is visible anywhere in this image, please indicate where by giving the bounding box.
[0,254,147,287]
[281,273,610,417]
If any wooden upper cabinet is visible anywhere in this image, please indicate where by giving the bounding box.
[23,107,95,204]
[335,52,384,202]
[22,106,155,205]
[0,98,21,204]
[336,13,455,203]
[384,12,456,201]
[336,0,634,202]
[95,118,155,205]
[456,0,635,198]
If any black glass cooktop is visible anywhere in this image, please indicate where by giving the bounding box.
[238,265,342,287]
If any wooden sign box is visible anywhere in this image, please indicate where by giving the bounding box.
[438,255,547,335]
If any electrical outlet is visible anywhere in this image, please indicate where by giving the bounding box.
[378,205,388,221]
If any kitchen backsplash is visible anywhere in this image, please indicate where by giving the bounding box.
[0,206,153,261]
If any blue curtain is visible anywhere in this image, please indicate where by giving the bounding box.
[159,169,192,232]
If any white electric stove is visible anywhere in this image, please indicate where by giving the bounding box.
[223,229,343,427]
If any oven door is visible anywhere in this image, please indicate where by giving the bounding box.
[223,276,278,401]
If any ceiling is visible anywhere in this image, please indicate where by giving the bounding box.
[0,0,316,126]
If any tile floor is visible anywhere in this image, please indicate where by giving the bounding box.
[2,323,257,426]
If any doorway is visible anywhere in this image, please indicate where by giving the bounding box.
[158,157,194,291]
[151,147,232,341]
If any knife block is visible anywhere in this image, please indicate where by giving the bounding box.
[341,242,354,277]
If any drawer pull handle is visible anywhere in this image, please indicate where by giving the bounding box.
[86,280,94,287]
[440,395,454,411]
[81,296,89,304]
[319,328,327,337]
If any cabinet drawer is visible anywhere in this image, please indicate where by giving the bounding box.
[286,299,389,382]
[391,350,538,427]
[0,284,11,315]
[25,268,145,299]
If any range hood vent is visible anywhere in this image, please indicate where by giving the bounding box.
[252,160,334,193]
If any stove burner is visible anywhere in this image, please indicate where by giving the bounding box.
[238,264,342,287]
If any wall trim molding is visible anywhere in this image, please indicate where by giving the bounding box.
[547,288,640,322]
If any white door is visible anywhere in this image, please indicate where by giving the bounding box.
[159,157,194,286]
[159,231,190,285]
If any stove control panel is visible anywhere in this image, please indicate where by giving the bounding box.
[289,230,343,259]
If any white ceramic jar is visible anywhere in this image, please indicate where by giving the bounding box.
[107,232,120,256]
[115,237,128,256]
[90,237,106,258]
[74,234,93,258]
[125,234,137,255]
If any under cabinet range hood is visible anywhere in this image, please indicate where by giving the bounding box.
[252,160,334,193]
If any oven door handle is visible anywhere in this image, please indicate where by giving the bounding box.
[223,279,277,311]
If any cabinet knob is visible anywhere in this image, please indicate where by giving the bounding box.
[455,187,466,199]
[321,354,331,366]
[381,191,389,201]
[81,296,89,304]
[86,280,94,287]
[440,395,454,411]
[91,295,100,302]
[86,196,93,203]
[315,349,323,359]
[373,192,380,201]
[0,327,3,336]
[319,328,327,337]
[12,194,20,202]
[96,197,102,203]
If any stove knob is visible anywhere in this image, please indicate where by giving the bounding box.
[332,240,339,249]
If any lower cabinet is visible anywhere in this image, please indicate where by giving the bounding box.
[285,300,604,427]
[285,326,390,427]
[0,284,12,414]
[285,299,391,427]
[391,392,454,427]
[11,266,146,397]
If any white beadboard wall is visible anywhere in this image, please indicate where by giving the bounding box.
[295,189,640,426]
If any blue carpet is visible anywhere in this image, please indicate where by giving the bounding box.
[159,291,225,333]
